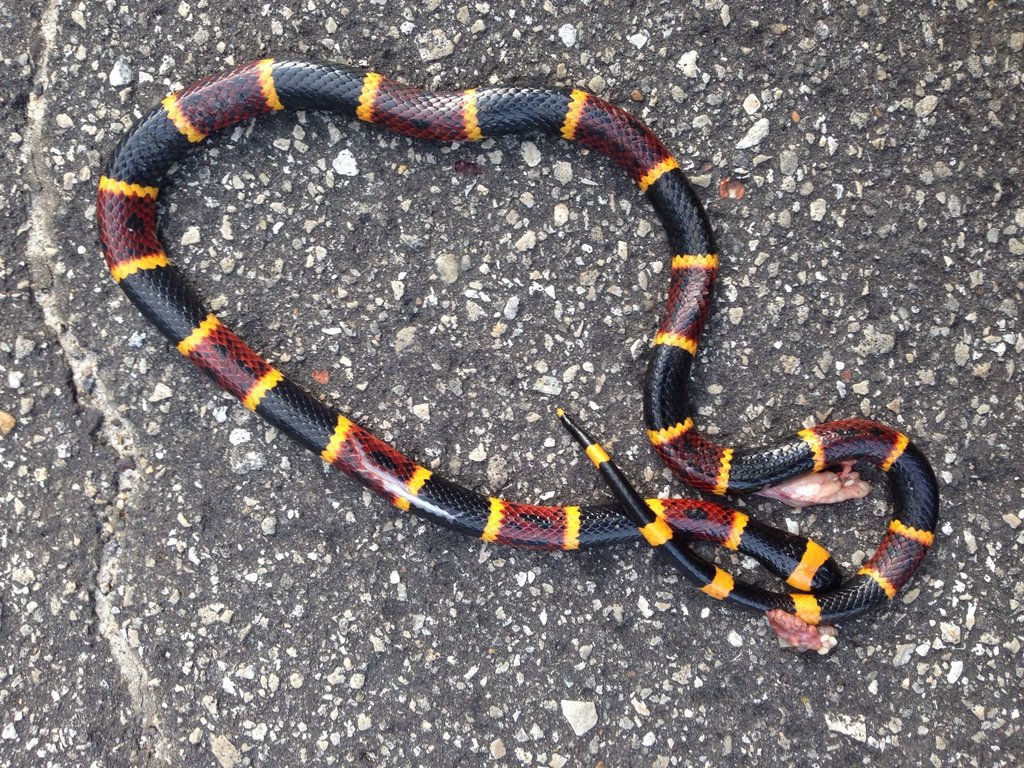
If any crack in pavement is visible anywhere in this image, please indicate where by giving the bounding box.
[23,2,171,764]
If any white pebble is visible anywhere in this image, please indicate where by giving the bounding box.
[228,428,251,446]
[434,252,461,284]
[181,226,201,245]
[514,230,537,251]
[736,118,769,149]
[521,141,541,167]
[677,50,699,78]
[332,149,359,176]
[939,622,961,644]
[560,700,598,736]
[149,382,173,402]
[532,376,562,396]
[915,94,939,118]
[557,23,577,47]
[109,57,133,87]
[627,31,649,49]
[825,714,867,742]
[553,203,569,226]
[503,296,520,320]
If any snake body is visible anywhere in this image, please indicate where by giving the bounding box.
[97,58,939,637]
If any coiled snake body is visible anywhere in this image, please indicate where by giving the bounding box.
[97,58,939,651]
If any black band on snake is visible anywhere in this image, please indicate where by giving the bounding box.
[97,57,939,653]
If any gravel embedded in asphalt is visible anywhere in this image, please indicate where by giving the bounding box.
[2,2,1022,766]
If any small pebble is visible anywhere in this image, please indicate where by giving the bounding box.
[434,252,461,284]
[521,141,541,167]
[332,149,359,176]
[736,118,769,149]
[503,296,520,320]
[553,203,569,226]
[149,383,173,402]
[532,376,562,396]
[490,738,507,758]
[560,700,598,736]
[893,643,915,667]
[210,735,240,768]
[228,428,251,446]
[825,714,867,743]
[627,31,649,49]
[915,94,939,118]
[953,342,969,366]
[779,149,799,176]
[940,622,961,644]
[677,50,699,78]
[109,57,133,87]
[514,231,537,251]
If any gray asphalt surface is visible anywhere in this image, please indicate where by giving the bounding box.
[2,1,1022,766]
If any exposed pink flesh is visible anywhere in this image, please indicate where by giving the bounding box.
[757,460,871,508]
[765,610,838,654]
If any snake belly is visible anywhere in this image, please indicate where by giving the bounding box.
[97,57,938,626]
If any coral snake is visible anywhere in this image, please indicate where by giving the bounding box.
[97,57,939,652]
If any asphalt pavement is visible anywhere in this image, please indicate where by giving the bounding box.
[1,1,1022,766]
